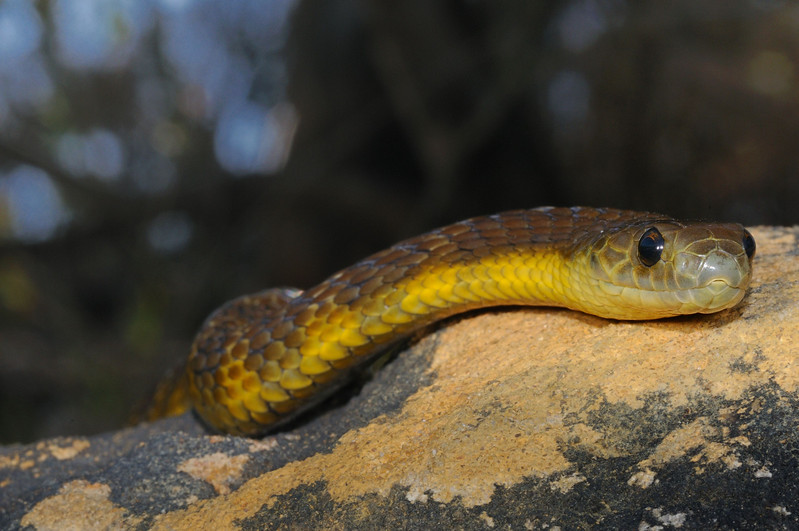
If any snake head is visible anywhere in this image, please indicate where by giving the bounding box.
[576,221,755,319]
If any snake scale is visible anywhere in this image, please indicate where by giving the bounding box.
[145,207,756,436]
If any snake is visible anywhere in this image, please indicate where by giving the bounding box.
[144,207,756,437]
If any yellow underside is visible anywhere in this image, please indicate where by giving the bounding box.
[186,249,584,435]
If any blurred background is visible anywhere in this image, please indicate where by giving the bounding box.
[0,0,794,444]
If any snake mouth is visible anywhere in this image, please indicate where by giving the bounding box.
[613,278,747,318]
[693,279,746,313]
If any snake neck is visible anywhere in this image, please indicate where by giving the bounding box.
[302,243,581,355]
[184,243,583,436]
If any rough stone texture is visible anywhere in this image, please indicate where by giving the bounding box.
[2,225,798,530]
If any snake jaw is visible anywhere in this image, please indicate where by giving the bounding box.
[685,280,746,315]
[676,236,753,315]
[665,240,753,315]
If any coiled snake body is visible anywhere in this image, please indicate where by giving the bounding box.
[147,207,756,436]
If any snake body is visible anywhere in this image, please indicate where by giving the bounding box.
[148,207,755,436]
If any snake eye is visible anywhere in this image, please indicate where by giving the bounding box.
[638,227,664,267]
[743,230,756,259]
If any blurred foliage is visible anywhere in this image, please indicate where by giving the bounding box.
[0,0,796,443]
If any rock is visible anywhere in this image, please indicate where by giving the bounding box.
[2,225,799,529]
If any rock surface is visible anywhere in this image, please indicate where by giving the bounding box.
[2,225,799,529]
